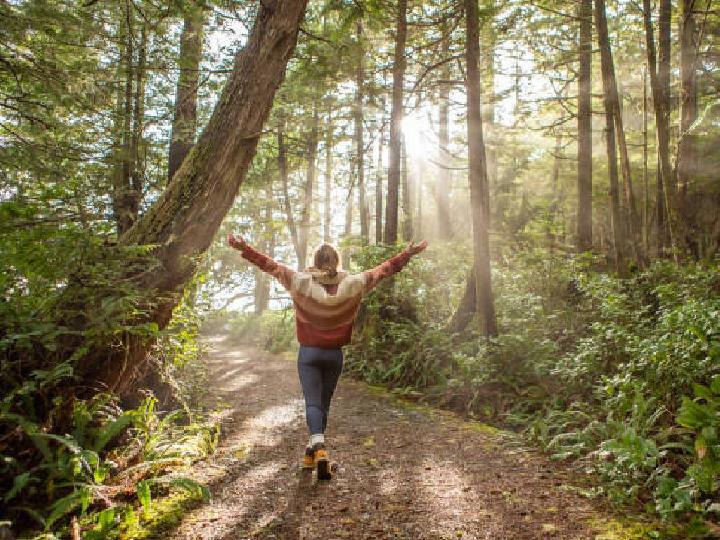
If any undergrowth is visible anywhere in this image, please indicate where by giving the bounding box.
[340,245,720,530]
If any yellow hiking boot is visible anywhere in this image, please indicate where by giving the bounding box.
[313,443,331,480]
[302,446,315,469]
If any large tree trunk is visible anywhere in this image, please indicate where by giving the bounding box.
[464,0,497,337]
[576,0,593,252]
[384,0,407,244]
[437,25,453,241]
[77,1,308,393]
[168,3,205,182]
[677,0,698,243]
[595,0,627,275]
[642,0,678,255]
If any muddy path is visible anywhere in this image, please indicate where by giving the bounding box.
[166,335,650,540]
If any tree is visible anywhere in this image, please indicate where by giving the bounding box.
[78,1,309,392]
[576,0,592,252]
[298,106,319,267]
[595,0,627,274]
[464,0,497,337]
[642,0,678,254]
[384,0,407,244]
[437,25,453,241]
[677,0,698,239]
[168,3,206,181]
[355,21,370,241]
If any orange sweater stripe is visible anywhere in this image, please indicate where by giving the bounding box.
[240,246,411,348]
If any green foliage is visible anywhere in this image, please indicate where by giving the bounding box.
[226,308,297,354]
[346,244,720,525]
[1,391,217,536]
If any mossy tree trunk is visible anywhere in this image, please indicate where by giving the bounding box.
[76,1,308,394]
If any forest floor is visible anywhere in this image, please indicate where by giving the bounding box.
[163,335,659,540]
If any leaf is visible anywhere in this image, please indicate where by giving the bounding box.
[93,413,134,452]
[5,472,32,502]
[44,487,90,530]
[136,480,152,513]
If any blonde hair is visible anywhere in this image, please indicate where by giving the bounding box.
[312,243,340,277]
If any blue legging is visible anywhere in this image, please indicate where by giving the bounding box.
[297,346,344,435]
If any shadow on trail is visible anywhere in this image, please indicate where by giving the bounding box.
[162,338,630,540]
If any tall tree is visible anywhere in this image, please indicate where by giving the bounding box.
[355,21,369,241]
[168,3,205,181]
[576,0,593,252]
[642,0,677,254]
[677,0,698,230]
[324,108,333,243]
[464,0,497,337]
[401,138,413,241]
[595,0,640,266]
[595,0,627,274]
[298,106,319,268]
[384,0,407,244]
[278,114,302,267]
[375,112,384,244]
[437,25,453,240]
[77,1,309,393]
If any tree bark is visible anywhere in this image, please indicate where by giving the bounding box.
[345,184,354,237]
[78,2,308,393]
[576,0,593,252]
[255,186,274,314]
[401,138,413,241]
[113,1,135,236]
[129,23,147,226]
[595,0,627,274]
[384,0,407,244]
[324,108,333,243]
[299,106,318,268]
[278,115,302,267]
[642,0,678,255]
[464,0,497,337]
[375,111,384,244]
[437,25,453,240]
[355,21,369,241]
[448,269,476,333]
[595,0,641,268]
[168,3,205,182]
[677,0,698,237]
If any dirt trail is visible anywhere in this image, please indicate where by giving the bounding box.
[167,335,644,540]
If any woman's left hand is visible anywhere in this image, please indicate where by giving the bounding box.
[406,240,428,256]
[227,233,248,251]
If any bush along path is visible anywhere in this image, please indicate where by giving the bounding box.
[163,335,665,540]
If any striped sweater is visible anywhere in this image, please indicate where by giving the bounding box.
[240,245,413,348]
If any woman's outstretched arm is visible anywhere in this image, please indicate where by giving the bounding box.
[363,240,428,292]
[227,234,295,291]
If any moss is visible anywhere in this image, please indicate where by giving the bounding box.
[120,490,203,539]
[363,382,503,438]
[588,516,675,540]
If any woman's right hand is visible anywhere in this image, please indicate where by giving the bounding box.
[227,233,248,251]
[406,240,428,256]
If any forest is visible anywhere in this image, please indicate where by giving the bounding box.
[0,0,719,538]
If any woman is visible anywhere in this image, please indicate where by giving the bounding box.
[227,233,427,479]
